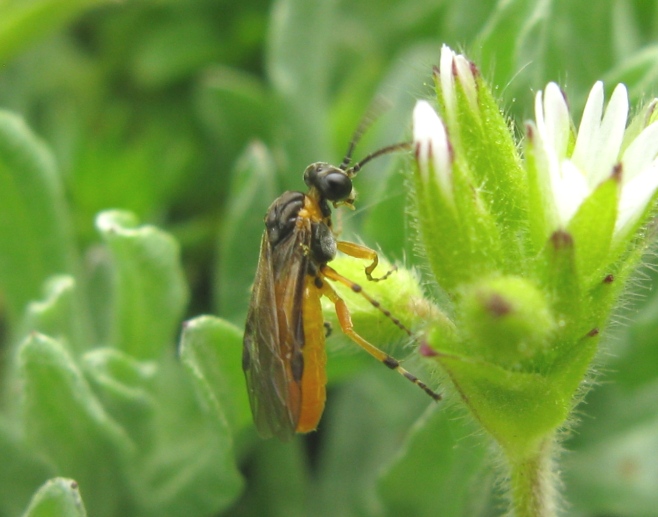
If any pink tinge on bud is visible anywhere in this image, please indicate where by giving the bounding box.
[419,341,438,357]
[438,45,478,116]
[413,100,452,196]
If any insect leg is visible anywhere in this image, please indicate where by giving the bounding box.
[318,266,441,401]
[336,241,397,282]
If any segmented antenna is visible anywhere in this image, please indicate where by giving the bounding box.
[339,98,392,170]
[346,141,412,176]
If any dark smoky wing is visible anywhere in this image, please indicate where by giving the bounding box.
[243,228,309,441]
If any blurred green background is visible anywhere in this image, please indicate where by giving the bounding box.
[2,0,658,516]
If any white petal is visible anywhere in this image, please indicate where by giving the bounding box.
[572,82,629,185]
[590,84,629,184]
[552,160,590,225]
[454,54,478,112]
[439,45,456,119]
[621,122,658,182]
[617,160,658,232]
[572,81,605,175]
[542,83,571,160]
[413,100,452,194]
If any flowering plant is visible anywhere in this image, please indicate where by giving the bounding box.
[411,45,658,516]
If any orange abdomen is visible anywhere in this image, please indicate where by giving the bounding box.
[295,278,327,433]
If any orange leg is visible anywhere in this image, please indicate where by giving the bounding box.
[336,241,397,282]
[318,265,441,401]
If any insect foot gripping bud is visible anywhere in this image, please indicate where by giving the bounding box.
[411,45,658,517]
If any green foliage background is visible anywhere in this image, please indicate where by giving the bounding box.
[1,0,658,515]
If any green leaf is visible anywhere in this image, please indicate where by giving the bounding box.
[130,354,243,517]
[378,406,490,517]
[96,210,189,360]
[266,0,338,175]
[362,43,449,259]
[82,348,157,448]
[0,111,76,328]
[215,142,277,322]
[195,66,272,165]
[313,370,431,516]
[21,478,87,517]
[604,44,658,105]
[20,275,93,355]
[0,418,52,517]
[234,440,308,517]
[131,16,223,88]
[0,0,109,65]
[475,0,551,105]
[179,316,252,436]
[565,397,658,517]
[18,333,133,517]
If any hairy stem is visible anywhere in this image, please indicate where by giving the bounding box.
[508,436,557,517]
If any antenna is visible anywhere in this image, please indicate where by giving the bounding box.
[346,141,412,176]
[339,98,392,170]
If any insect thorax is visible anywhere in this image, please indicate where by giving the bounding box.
[265,190,337,270]
[265,191,305,247]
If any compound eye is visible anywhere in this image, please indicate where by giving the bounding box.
[320,170,352,201]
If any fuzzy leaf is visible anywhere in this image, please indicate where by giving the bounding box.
[216,142,277,322]
[20,275,92,355]
[378,406,490,517]
[195,67,272,165]
[21,478,87,517]
[0,111,76,328]
[82,348,157,447]
[129,354,243,517]
[266,0,336,175]
[18,333,132,517]
[179,316,251,436]
[0,418,52,517]
[96,210,189,360]
[0,0,109,64]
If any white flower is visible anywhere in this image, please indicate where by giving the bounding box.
[438,45,478,120]
[533,81,658,236]
[413,100,452,198]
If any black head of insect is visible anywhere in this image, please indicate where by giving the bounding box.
[303,162,355,208]
[303,141,413,210]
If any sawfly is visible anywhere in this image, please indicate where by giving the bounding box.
[242,120,441,441]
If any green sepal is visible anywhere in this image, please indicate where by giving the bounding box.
[413,163,463,291]
[433,348,571,459]
[96,210,189,360]
[534,230,582,329]
[450,155,505,278]
[413,156,504,293]
[567,173,620,289]
[524,122,560,255]
[21,478,87,517]
[455,71,528,248]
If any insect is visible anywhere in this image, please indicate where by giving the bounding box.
[242,128,441,441]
